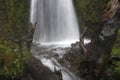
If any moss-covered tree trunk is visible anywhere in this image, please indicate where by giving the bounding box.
[79,0,120,80]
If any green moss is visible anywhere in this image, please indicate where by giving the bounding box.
[0,38,30,79]
[112,30,120,55]
[112,47,120,55]
[73,0,107,27]
[115,62,120,72]
[0,0,30,79]
[111,29,120,78]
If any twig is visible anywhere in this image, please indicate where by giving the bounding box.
[79,27,89,54]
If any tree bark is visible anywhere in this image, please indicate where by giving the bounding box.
[79,0,120,80]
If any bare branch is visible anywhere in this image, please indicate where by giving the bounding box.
[79,27,89,54]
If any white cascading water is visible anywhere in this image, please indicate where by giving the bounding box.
[30,0,79,46]
[30,0,82,80]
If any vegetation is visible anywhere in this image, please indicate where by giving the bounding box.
[0,0,120,80]
[0,0,29,79]
[112,29,120,79]
[73,0,107,36]
[74,0,120,79]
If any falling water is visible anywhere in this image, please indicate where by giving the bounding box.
[30,0,79,45]
[30,0,81,80]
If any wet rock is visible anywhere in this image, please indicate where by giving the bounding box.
[24,55,62,80]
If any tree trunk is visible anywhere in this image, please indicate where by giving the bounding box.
[79,0,120,80]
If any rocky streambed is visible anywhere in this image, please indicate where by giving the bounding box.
[25,41,83,80]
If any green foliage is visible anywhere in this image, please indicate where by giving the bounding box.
[73,0,107,35]
[0,0,30,79]
[114,62,120,72]
[0,0,29,39]
[111,29,120,78]
[0,58,24,79]
[73,0,120,78]
[112,29,120,55]
[112,46,120,55]
[0,40,23,79]
[10,58,24,79]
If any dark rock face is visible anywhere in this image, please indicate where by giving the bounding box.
[28,41,83,80]
[0,75,6,80]
[22,55,62,80]
[56,42,83,76]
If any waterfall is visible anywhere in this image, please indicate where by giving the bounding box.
[30,1,82,80]
[30,0,79,45]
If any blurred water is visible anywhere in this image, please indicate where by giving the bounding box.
[30,0,81,80]
[30,0,79,44]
